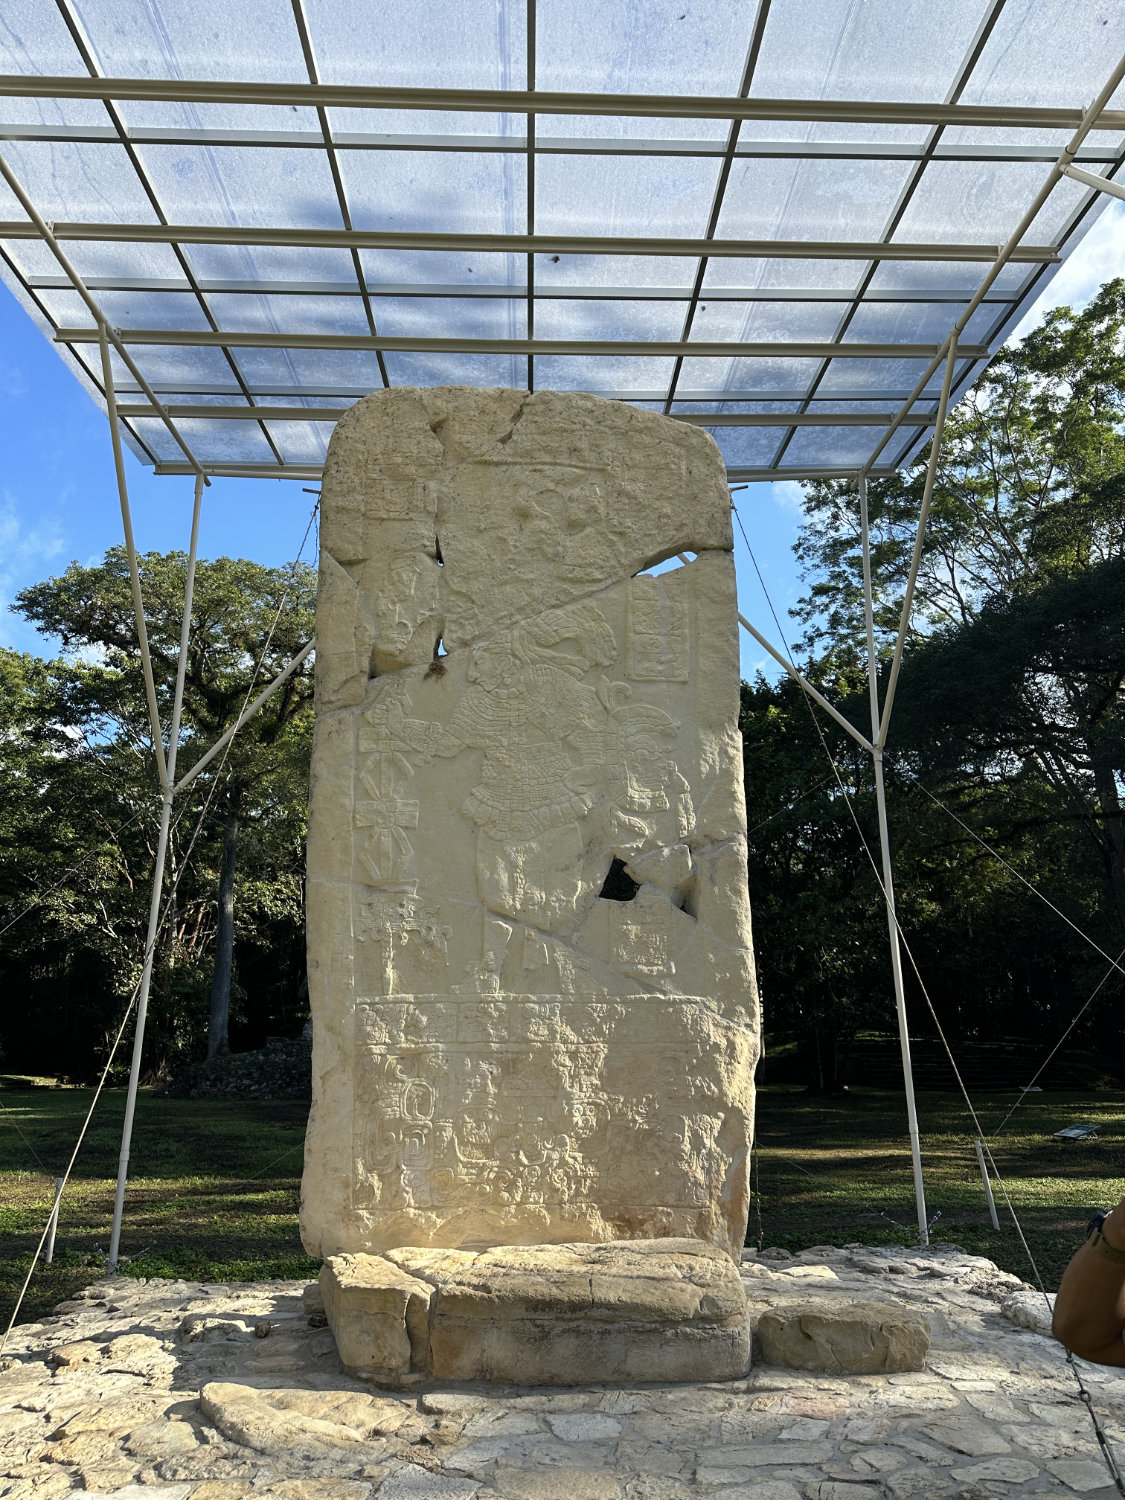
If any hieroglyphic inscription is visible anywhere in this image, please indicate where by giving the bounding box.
[356,890,450,997]
[350,996,739,1221]
[627,575,689,681]
[355,699,420,888]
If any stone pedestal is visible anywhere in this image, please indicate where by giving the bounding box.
[320,1239,750,1385]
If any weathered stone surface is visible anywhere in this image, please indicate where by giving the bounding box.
[199,1381,403,1458]
[922,1415,1012,1456]
[321,1239,749,1385]
[754,1300,930,1374]
[321,1253,433,1379]
[302,386,757,1264]
[1002,1286,1055,1334]
[376,1467,480,1498]
[950,1456,1041,1483]
[0,1250,1101,1499]
[1046,1456,1119,1490]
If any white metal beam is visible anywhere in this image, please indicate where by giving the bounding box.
[147,459,904,481]
[173,640,317,796]
[0,152,207,479]
[6,221,1059,262]
[26,274,1018,303]
[117,403,934,426]
[1,74,1123,132]
[858,474,929,1245]
[55,328,993,359]
[875,338,959,747]
[1063,162,1125,202]
[97,324,170,795]
[2,120,1122,163]
[863,48,1125,477]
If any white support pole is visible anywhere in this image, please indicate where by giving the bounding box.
[1062,162,1125,203]
[106,789,172,1273]
[859,475,929,1245]
[106,470,206,1273]
[679,552,874,753]
[167,474,205,786]
[43,1177,64,1265]
[975,1139,1000,1230]
[737,611,874,753]
[173,639,316,796]
[876,335,958,749]
[98,323,169,794]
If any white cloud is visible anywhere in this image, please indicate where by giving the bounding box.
[0,361,27,400]
[1009,199,1125,343]
[769,480,808,518]
[0,493,67,653]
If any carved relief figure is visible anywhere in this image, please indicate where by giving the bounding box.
[304,388,758,1263]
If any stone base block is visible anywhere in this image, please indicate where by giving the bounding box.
[320,1238,749,1386]
[754,1299,930,1374]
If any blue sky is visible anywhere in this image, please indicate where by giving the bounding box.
[1,199,1122,677]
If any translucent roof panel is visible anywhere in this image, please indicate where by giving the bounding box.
[748,0,987,104]
[536,0,753,96]
[0,0,1120,478]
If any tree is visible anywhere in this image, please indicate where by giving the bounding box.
[892,560,1125,931]
[741,281,1125,1079]
[12,548,315,1063]
[793,278,1125,658]
[740,661,891,1089]
[790,282,1125,938]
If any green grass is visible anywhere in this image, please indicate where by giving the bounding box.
[753,1084,1125,1287]
[0,1086,319,1327]
[1,1081,1121,1329]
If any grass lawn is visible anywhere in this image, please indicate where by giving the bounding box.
[0,1084,317,1328]
[2,1080,1122,1329]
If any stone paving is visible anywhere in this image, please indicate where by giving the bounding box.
[1,1243,1121,1499]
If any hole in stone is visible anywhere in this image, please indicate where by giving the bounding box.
[673,876,698,919]
[598,857,640,902]
[633,549,695,579]
[424,637,448,679]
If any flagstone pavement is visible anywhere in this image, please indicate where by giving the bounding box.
[1,1243,1120,1499]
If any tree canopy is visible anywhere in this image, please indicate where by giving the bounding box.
[744,280,1125,1087]
[1,550,314,1080]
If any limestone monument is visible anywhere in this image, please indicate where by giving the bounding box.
[302,387,759,1383]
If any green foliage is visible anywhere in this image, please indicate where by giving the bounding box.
[0,550,315,1080]
[749,280,1125,1081]
[793,278,1125,656]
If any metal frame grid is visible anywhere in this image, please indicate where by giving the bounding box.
[0,0,1123,483]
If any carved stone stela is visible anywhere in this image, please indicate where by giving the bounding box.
[302,388,759,1281]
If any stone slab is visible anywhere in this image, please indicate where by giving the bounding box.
[754,1300,930,1375]
[318,1254,433,1380]
[321,1238,750,1385]
[302,386,758,1265]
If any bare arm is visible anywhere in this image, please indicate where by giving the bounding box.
[1053,1201,1125,1366]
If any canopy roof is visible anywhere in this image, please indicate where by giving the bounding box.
[1,0,1123,483]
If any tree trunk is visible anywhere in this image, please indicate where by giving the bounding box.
[207,797,241,1059]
